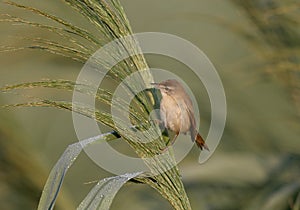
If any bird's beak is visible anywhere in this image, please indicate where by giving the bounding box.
[150,82,161,89]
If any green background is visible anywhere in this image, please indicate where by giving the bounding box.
[0,0,299,209]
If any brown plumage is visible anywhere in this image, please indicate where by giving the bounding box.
[152,79,209,151]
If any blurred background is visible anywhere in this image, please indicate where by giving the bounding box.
[0,0,300,209]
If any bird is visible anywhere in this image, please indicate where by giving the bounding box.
[151,79,209,151]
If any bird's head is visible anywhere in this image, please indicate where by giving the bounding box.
[151,79,181,96]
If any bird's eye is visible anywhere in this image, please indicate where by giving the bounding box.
[164,87,170,91]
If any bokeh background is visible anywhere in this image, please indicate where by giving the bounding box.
[0,0,300,209]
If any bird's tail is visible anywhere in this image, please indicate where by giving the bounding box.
[196,133,209,151]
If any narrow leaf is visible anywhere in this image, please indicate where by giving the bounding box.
[77,171,143,210]
[37,133,119,210]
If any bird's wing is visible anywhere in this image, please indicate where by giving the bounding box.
[175,96,198,140]
[183,96,198,141]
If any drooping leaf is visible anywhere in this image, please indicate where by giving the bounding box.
[37,133,120,210]
[77,172,143,210]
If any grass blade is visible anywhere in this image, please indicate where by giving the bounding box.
[37,134,118,210]
[77,172,143,210]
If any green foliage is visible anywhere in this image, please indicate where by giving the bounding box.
[1,0,192,209]
[2,0,300,209]
[231,0,300,113]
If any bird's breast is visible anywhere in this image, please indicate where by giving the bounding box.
[160,95,191,133]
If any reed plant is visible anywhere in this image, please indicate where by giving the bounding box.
[1,0,192,209]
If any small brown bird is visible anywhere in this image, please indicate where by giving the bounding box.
[152,79,209,151]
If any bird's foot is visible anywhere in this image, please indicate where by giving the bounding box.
[159,146,169,153]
